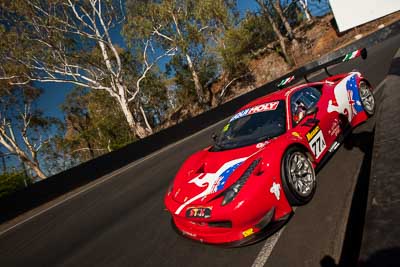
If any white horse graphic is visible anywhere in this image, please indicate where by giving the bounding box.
[175,157,246,215]
[327,73,359,122]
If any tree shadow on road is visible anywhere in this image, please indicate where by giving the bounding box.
[319,129,400,267]
[343,129,374,154]
[321,247,400,267]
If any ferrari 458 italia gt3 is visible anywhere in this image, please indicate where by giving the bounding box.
[164,48,374,246]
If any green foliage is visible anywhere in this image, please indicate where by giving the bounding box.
[124,0,237,105]
[60,88,135,162]
[221,12,275,78]
[166,53,218,107]
[0,172,30,199]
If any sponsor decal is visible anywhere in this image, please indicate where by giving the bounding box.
[278,75,295,87]
[256,141,269,149]
[182,230,197,238]
[234,200,245,210]
[186,207,212,219]
[242,228,254,237]
[342,49,362,62]
[328,73,363,122]
[270,182,281,200]
[229,101,279,122]
[328,118,341,137]
[223,123,230,132]
[329,141,341,153]
[308,127,327,159]
[292,132,301,138]
[306,125,321,141]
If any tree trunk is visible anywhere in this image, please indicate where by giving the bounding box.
[273,0,295,40]
[118,97,150,139]
[15,150,46,180]
[0,131,47,179]
[24,159,46,180]
[139,105,153,133]
[185,53,208,106]
[257,0,293,65]
[298,0,312,21]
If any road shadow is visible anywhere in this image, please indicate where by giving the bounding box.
[321,247,400,267]
[320,130,375,266]
[343,130,374,154]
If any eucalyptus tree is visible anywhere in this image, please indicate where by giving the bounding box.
[0,86,56,180]
[0,0,171,138]
[298,0,312,21]
[255,0,293,65]
[124,0,236,107]
[272,0,296,42]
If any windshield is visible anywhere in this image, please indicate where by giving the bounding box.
[212,100,286,151]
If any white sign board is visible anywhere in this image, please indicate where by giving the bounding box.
[329,0,400,32]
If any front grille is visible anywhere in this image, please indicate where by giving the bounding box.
[208,221,232,228]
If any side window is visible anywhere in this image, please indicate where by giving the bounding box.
[291,87,321,126]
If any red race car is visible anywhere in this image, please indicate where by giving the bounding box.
[164,48,375,246]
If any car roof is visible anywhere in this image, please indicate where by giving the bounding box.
[236,81,325,112]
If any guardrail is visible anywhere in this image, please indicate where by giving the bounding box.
[1,20,399,224]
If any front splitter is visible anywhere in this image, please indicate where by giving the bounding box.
[171,212,293,248]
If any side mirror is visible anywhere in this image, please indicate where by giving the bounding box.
[301,106,320,127]
[305,106,318,117]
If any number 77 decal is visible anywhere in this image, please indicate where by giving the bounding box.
[308,128,327,159]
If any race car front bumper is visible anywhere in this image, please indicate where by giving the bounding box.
[170,207,292,247]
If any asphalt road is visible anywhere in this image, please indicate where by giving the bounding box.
[0,35,399,267]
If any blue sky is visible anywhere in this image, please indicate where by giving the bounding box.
[36,0,330,120]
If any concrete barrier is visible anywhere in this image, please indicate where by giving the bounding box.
[358,48,400,265]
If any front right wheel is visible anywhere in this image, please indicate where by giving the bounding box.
[281,147,316,206]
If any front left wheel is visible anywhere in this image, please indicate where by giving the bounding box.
[359,80,375,116]
[281,147,316,206]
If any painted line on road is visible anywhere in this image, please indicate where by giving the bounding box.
[251,207,296,267]
[0,117,229,237]
[251,226,286,267]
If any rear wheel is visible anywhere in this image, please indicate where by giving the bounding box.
[281,147,316,205]
[359,80,375,116]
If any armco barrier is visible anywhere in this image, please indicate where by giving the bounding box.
[358,48,400,264]
[1,20,400,224]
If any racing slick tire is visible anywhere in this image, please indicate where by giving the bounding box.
[281,147,316,206]
[359,80,375,117]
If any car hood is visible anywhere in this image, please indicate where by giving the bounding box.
[171,140,270,206]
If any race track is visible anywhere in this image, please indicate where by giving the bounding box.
[0,34,399,267]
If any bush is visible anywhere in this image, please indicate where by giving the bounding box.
[0,172,30,199]
[221,12,275,78]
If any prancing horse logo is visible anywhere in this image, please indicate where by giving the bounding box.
[270,182,281,200]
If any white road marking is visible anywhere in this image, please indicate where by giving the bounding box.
[251,228,285,267]
[0,118,229,237]
[251,207,297,267]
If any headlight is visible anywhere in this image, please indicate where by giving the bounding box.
[221,158,261,206]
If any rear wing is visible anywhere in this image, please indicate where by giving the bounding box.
[276,48,368,88]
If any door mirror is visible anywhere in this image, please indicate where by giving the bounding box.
[305,106,318,117]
